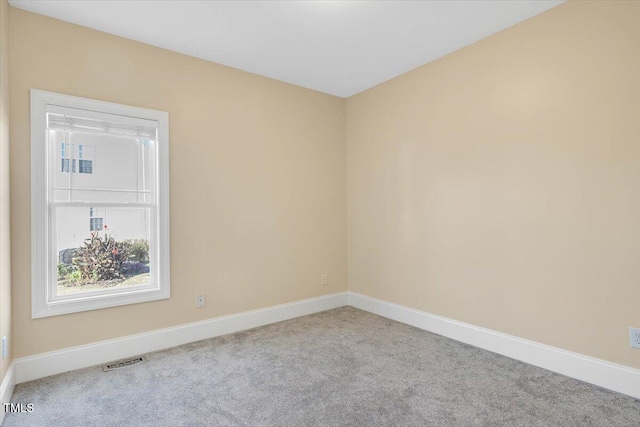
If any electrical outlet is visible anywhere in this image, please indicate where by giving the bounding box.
[2,336,7,360]
[321,274,328,286]
[196,295,205,308]
[630,327,640,349]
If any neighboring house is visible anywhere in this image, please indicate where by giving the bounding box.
[54,131,151,260]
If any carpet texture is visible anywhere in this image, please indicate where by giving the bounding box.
[4,307,639,426]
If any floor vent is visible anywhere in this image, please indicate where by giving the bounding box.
[103,356,146,372]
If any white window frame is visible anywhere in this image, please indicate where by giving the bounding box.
[31,89,170,318]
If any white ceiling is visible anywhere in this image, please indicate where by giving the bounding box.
[10,0,565,98]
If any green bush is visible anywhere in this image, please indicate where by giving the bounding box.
[69,269,82,283]
[57,263,74,278]
[120,239,149,264]
[73,231,129,281]
[57,263,81,283]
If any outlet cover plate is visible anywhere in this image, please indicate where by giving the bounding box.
[196,295,205,308]
[630,327,640,349]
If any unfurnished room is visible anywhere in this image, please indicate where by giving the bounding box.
[0,0,638,426]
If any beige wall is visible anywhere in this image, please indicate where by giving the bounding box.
[0,0,12,380]
[10,9,347,358]
[346,0,640,369]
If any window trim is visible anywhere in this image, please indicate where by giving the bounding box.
[31,89,170,318]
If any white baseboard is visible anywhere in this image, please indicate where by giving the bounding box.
[15,292,348,384]
[13,290,639,401]
[0,362,16,425]
[348,291,640,400]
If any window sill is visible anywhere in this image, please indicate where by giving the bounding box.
[32,286,170,319]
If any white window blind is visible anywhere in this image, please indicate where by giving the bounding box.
[46,112,157,139]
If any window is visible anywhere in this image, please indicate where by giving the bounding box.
[61,142,67,172]
[31,90,170,318]
[79,159,93,174]
[61,143,93,174]
[89,217,104,231]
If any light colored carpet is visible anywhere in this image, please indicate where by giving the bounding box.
[4,307,639,426]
